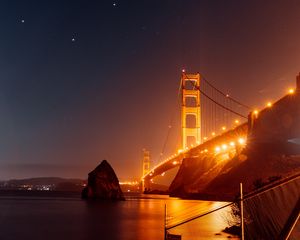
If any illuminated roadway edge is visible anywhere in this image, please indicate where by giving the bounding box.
[142,122,248,181]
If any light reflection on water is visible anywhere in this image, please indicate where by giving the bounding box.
[166,200,235,239]
[0,192,237,240]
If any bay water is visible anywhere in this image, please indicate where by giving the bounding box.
[0,192,237,240]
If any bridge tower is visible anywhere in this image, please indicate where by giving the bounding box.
[142,149,151,192]
[181,72,201,149]
[142,149,151,177]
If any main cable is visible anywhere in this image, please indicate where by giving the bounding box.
[201,75,251,109]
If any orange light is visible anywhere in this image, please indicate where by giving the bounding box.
[177,149,183,154]
[203,137,208,141]
[238,138,245,145]
[215,146,221,152]
[222,144,228,150]
[211,132,216,136]
[204,149,208,153]
[234,119,240,124]
[253,110,259,115]
[222,126,226,131]
[266,102,272,107]
[229,141,235,146]
[288,88,295,94]
[172,161,178,165]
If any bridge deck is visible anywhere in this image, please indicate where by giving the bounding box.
[143,122,248,180]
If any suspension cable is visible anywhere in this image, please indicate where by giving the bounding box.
[200,89,248,119]
[202,75,251,109]
[156,76,182,163]
[187,73,248,119]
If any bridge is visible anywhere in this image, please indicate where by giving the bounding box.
[141,71,298,191]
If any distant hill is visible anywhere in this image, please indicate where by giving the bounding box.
[1,177,85,192]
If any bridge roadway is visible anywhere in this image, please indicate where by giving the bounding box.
[142,122,248,182]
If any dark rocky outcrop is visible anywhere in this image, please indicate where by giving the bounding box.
[81,160,125,200]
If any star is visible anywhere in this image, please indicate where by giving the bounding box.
[72,38,76,42]
[21,19,25,23]
[113,3,116,7]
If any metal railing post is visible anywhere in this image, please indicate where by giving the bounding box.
[240,182,245,240]
[164,204,167,240]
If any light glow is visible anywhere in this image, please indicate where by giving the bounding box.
[120,181,139,185]
[288,88,295,94]
[172,161,178,165]
[238,138,246,145]
[266,102,272,107]
[222,144,228,150]
[215,146,221,152]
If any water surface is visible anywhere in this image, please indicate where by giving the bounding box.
[0,192,236,240]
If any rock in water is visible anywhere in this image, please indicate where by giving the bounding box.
[81,160,125,200]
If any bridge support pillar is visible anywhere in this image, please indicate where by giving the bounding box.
[181,72,201,149]
[143,178,151,193]
[141,149,151,192]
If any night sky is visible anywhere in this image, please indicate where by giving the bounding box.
[1,0,300,180]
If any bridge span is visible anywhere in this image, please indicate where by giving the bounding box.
[142,122,248,187]
[141,71,299,192]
